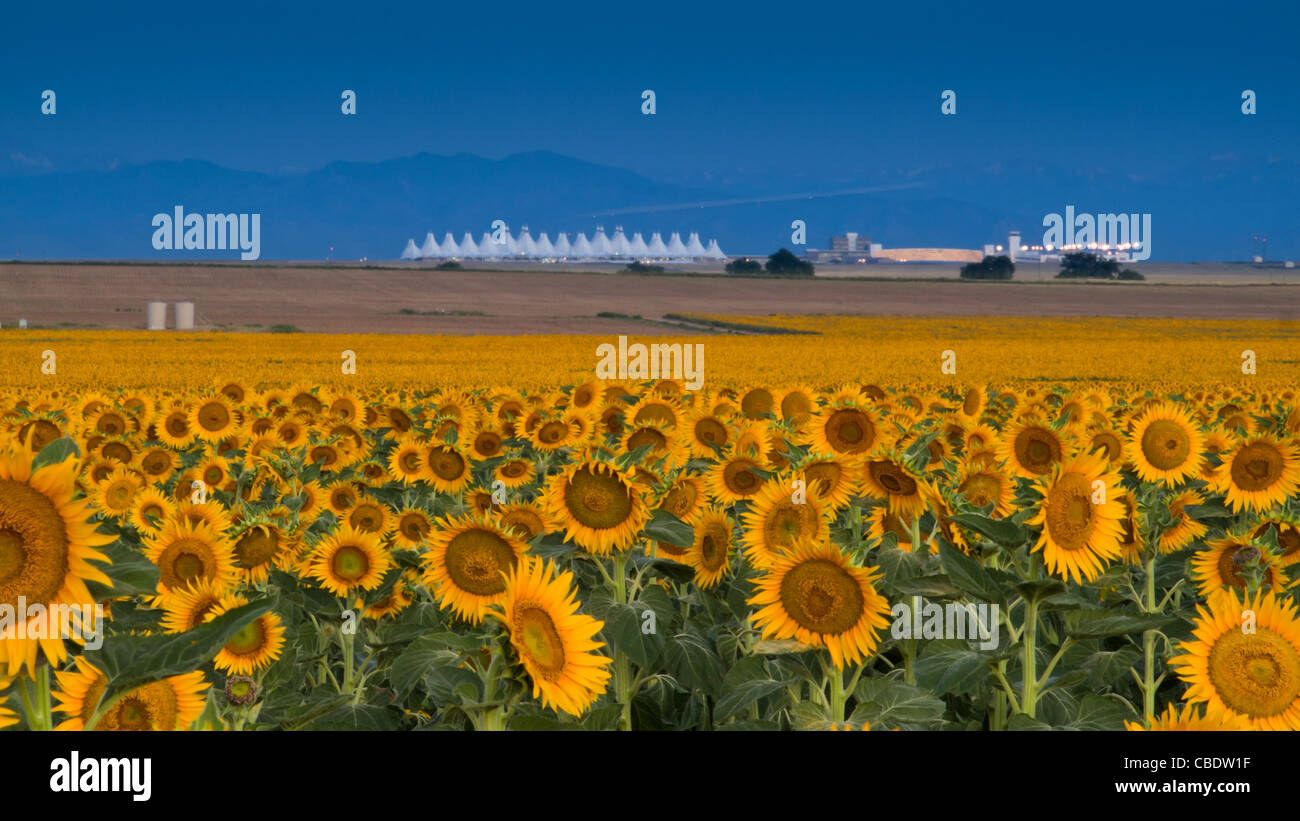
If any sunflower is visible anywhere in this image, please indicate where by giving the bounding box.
[422,443,473,493]
[748,539,891,669]
[620,422,687,469]
[231,521,293,583]
[155,408,194,447]
[685,507,733,589]
[956,384,986,421]
[806,402,879,457]
[740,475,829,568]
[494,456,537,489]
[1087,428,1124,463]
[189,396,239,443]
[1253,515,1300,567]
[492,556,612,717]
[860,452,931,519]
[656,474,706,525]
[544,459,648,555]
[143,518,238,596]
[1157,490,1208,553]
[393,506,433,550]
[1025,451,1126,584]
[999,419,1067,479]
[1126,401,1205,486]
[777,386,816,426]
[384,435,425,485]
[705,454,766,504]
[1171,589,1300,730]
[158,578,229,633]
[307,525,391,596]
[423,513,529,624]
[865,506,917,550]
[136,446,178,483]
[1211,436,1300,513]
[1123,701,1254,731]
[497,503,549,542]
[326,482,359,515]
[52,657,208,730]
[529,415,575,452]
[800,455,858,512]
[210,599,287,676]
[345,494,395,537]
[90,466,142,518]
[361,569,418,620]
[955,464,1015,517]
[1191,535,1284,601]
[0,447,113,677]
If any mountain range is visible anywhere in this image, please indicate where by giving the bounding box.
[1,151,1295,262]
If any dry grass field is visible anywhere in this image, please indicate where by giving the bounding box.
[0,262,1296,334]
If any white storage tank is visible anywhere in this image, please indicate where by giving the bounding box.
[147,301,168,330]
[175,302,195,330]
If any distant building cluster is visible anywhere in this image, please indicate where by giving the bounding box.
[986,230,1145,264]
[804,233,979,263]
[400,225,726,261]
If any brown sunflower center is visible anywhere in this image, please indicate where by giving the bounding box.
[1207,626,1300,719]
[700,528,728,571]
[763,501,820,554]
[227,618,268,656]
[722,460,762,496]
[826,409,875,453]
[331,545,370,582]
[0,480,71,607]
[197,401,231,432]
[444,529,517,596]
[868,461,917,497]
[1043,471,1095,552]
[1216,545,1250,588]
[778,558,865,635]
[500,460,528,479]
[349,504,385,533]
[515,604,566,677]
[1232,442,1283,490]
[661,482,699,519]
[537,420,569,444]
[428,447,466,481]
[694,418,729,447]
[400,513,430,541]
[959,473,1001,507]
[1141,419,1191,470]
[564,466,634,530]
[1015,427,1061,474]
[235,527,280,569]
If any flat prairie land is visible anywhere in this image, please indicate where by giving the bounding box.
[0,262,1296,334]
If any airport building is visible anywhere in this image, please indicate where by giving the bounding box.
[400,225,726,261]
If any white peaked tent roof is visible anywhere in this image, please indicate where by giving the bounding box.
[401,238,420,260]
[592,227,613,256]
[440,233,460,257]
[459,232,480,258]
[535,232,556,257]
[685,232,707,256]
[646,232,669,256]
[628,232,649,256]
[420,232,440,259]
[553,233,571,256]
[611,226,631,256]
[665,232,689,257]
[519,226,538,257]
[704,239,726,259]
[572,233,595,257]
[478,232,500,257]
[502,230,521,256]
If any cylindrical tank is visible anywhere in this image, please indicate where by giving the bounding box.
[175,302,195,330]
[147,301,167,330]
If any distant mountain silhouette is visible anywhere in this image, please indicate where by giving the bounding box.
[0,151,1295,261]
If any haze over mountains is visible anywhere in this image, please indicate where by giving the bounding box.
[1,150,1295,262]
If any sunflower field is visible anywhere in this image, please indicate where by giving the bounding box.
[2,322,1300,731]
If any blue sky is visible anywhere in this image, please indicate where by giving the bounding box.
[4,0,1296,186]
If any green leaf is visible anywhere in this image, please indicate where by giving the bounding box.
[1006,713,1052,731]
[643,508,694,547]
[84,540,160,600]
[87,597,275,712]
[1063,609,1175,639]
[937,539,1006,604]
[891,574,964,598]
[302,704,400,730]
[912,649,991,697]
[31,436,80,471]
[389,633,462,700]
[713,656,790,723]
[1081,647,1142,689]
[664,633,724,698]
[950,512,1029,548]
[852,679,946,728]
[1066,693,1136,730]
[604,602,665,668]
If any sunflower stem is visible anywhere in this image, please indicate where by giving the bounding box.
[1020,596,1039,718]
[612,550,633,731]
[1141,553,1158,725]
[827,659,848,724]
[340,625,356,695]
[36,663,51,731]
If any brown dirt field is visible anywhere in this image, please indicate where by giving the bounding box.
[1,263,1297,334]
